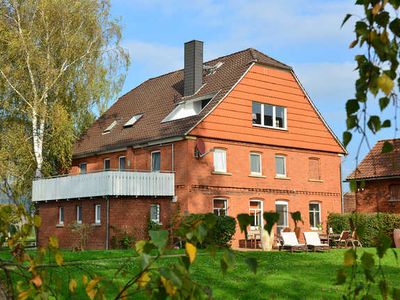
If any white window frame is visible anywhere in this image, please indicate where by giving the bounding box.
[275,155,287,177]
[252,101,287,130]
[104,158,111,171]
[95,204,101,225]
[76,206,82,224]
[79,162,87,174]
[213,198,228,216]
[275,200,289,234]
[119,156,126,171]
[249,200,263,230]
[213,148,227,173]
[103,120,117,134]
[309,202,321,230]
[150,204,161,224]
[250,152,262,175]
[151,151,161,172]
[58,207,64,225]
[123,113,143,127]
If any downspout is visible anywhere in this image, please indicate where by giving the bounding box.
[340,157,344,213]
[171,143,174,172]
[106,196,110,250]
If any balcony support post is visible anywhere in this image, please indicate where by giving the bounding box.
[105,196,110,250]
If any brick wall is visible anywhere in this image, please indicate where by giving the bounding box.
[343,192,356,213]
[37,197,173,249]
[354,179,400,213]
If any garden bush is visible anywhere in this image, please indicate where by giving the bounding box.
[178,214,236,248]
[327,213,400,247]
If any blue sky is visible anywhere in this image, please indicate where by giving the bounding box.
[110,0,397,188]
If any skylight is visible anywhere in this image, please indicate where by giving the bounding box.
[103,120,117,134]
[123,113,143,128]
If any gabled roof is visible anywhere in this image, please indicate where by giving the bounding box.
[347,139,400,180]
[73,48,291,157]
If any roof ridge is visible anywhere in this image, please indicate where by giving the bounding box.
[251,48,291,68]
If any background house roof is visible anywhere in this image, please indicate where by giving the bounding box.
[347,139,400,180]
[73,48,291,157]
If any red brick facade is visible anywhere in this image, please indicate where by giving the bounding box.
[353,179,400,213]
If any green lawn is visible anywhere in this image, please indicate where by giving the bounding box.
[1,248,399,299]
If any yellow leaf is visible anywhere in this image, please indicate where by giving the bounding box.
[377,73,394,96]
[33,215,41,227]
[55,252,64,266]
[372,2,381,15]
[82,275,88,285]
[31,275,42,288]
[137,271,151,288]
[17,290,30,300]
[185,242,197,264]
[48,236,59,249]
[69,279,77,293]
[161,276,177,296]
[86,278,100,300]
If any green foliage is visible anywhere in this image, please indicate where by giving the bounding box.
[342,0,400,147]
[205,215,236,248]
[263,212,280,235]
[328,212,400,247]
[237,213,252,240]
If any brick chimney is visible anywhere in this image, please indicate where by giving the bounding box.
[184,40,203,96]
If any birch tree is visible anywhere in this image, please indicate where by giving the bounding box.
[0,0,129,189]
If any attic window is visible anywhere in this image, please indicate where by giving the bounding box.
[124,114,143,128]
[103,120,117,134]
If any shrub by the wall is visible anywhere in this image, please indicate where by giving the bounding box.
[327,213,400,247]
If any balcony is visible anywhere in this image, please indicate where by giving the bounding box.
[32,171,175,202]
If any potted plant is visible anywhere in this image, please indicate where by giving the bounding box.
[261,212,280,251]
[290,211,304,239]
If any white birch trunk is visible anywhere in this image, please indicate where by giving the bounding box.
[32,110,44,178]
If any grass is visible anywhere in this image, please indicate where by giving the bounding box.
[1,248,399,299]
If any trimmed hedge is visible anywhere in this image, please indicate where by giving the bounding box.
[327,213,400,247]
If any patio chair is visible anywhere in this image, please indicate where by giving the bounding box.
[280,232,308,253]
[303,232,330,252]
[334,231,350,248]
[346,230,362,248]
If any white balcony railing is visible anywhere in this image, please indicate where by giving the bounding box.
[32,171,175,202]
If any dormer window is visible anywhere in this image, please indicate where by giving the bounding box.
[162,95,213,123]
[252,101,287,130]
[103,120,117,134]
[124,114,143,128]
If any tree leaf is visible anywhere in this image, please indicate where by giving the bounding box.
[149,230,168,250]
[69,279,77,293]
[31,275,42,288]
[341,14,352,27]
[377,73,394,95]
[382,141,394,153]
[379,97,390,111]
[137,271,151,288]
[245,257,258,274]
[48,236,59,249]
[336,269,347,285]
[367,115,381,133]
[361,252,375,270]
[344,249,356,266]
[161,276,177,296]
[33,215,41,227]
[185,242,197,264]
[86,278,100,300]
[343,131,352,147]
[346,99,360,115]
[389,18,400,36]
[55,252,64,266]
[381,119,391,128]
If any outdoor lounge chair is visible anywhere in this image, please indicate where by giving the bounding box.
[303,232,330,252]
[280,232,307,253]
[346,230,362,248]
[334,231,350,248]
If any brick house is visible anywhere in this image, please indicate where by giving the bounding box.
[33,40,346,249]
[346,139,400,213]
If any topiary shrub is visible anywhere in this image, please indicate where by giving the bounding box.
[327,212,400,247]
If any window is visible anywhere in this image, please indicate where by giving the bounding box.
[275,155,286,177]
[104,158,110,171]
[123,114,143,127]
[309,158,321,180]
[151,151,161,172]
[213,199,227,216]
[390,185,400,201]
[150,204,160,223]
[249,200,263,229]
[309,202,321,229]
[76,206,82,224]
[250,153,262,175]
[252,101,287,129]
[58,207,64,225]
[275,201,288,235]
[213,149,227,173]
[79,163,87,174]
[103,120,117,134]
[119,156,126,170]
[95,204,101,224]
[162,95,214,122]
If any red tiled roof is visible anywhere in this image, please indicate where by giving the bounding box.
[347,139,400,180]
[73,48,291,157]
